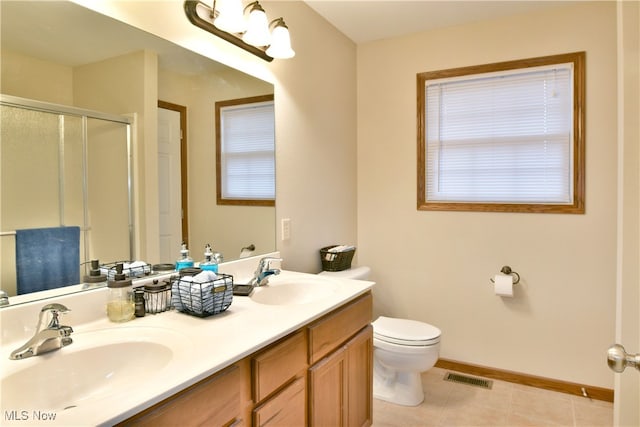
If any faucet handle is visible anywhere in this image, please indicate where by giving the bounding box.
[41,303,70,314]
[258,257,282,270]
[40,303,71,329]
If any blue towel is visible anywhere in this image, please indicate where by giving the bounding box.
[15,226,80,295]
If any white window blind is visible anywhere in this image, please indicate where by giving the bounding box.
[425,64,574,204]
[220,100,275,200]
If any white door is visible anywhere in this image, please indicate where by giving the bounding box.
[610,2,639,425]
[157,107,182,263]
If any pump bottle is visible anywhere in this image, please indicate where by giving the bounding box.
[200,243,219,273]
[107,263,134,322]
[176,242,194,271]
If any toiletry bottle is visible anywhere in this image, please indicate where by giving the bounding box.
[107,263,134,322]
[200,243,219,273]
[83,259,107,288]
[134,289,146,317]
[175,242,194,271]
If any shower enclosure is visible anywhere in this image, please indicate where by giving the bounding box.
[0,94,134,297]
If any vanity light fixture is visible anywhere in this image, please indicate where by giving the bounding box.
[184,0,296,62]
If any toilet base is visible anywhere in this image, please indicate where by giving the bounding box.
[373,360,425,406]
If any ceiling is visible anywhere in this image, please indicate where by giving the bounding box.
[0,1,229,75]
[303,1,575,44]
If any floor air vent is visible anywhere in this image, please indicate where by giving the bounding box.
[444,372,493,389]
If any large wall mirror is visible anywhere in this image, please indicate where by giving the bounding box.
[0,1,275,305]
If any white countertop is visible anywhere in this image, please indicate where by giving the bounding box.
[0,269,373,426]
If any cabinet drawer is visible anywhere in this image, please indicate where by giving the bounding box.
[308,292,372,364]
[253,330,307,402]
[120,363,242,427]
[253,376,306,427]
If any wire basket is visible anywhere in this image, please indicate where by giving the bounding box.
[144,280,172,314]
[101,261,151,280]
[171,273,233,317]
[319,245,356,271]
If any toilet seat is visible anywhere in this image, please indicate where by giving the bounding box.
[373,316,441,346]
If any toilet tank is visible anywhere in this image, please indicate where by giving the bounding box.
[318,266,371,280]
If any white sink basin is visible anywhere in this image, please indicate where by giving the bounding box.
[1,326,190,411]
[250,275,339,305]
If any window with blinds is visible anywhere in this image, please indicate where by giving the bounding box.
[215,95,275,206]
[417,52,585,213]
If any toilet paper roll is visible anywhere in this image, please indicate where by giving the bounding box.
[494,274,514,297]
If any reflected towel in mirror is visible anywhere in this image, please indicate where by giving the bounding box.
[15,226,80,295]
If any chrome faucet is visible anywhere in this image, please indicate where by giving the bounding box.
[9,303,73,360]
[250,257,282,287]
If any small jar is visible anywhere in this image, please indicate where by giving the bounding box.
[107,263,134,322]
[144,280,171,314]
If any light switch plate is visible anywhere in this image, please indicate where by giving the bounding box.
[281,218,291,241]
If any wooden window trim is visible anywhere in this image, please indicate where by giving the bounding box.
[417,52,585,214]
[215,94,275,207]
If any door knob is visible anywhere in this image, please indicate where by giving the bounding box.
[607,344,640,373]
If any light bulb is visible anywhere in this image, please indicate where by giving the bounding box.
[213,0,246,33]
[242,3,271,47]
[266,21,295,59]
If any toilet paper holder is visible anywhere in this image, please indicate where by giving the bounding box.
[490,266,520,285]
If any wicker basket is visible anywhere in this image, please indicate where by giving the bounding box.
[171,273,233,317]
[320,245,356,271]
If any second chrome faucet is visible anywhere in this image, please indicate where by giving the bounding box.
[250,257,282,287]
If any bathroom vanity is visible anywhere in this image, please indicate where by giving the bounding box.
[0,264,373,427]
[120,292,373,426]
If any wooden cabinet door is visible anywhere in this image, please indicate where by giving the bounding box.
[347,325,373,427]
[308,345,348,427]
[309,325,373,427]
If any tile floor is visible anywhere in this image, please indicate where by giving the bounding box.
[372,367,613,427]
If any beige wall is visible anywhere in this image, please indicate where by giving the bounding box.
[0,49,74,104]
[265,1,358,271]
[357,2,617,388]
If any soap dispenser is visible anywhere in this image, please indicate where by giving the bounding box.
[200,243,219,273]
[83,259,107,289]
[107,263,134,322]
[176,242,194,271]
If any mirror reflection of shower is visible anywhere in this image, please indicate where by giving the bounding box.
[0,95,133,297]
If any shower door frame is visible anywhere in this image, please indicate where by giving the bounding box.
[0,94,135,271]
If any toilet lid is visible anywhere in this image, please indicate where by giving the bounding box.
[373,316,441,346]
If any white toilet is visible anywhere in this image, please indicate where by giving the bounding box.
[319,266,442,406]
[372,316,441,406]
